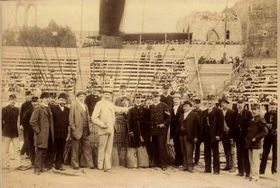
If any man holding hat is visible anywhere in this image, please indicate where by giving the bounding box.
[92,89,129,171]
[245,103,268,181]
[234,98,252,177]
[179,100,200,172]
[219,96,236,172]
[69,91,94,170]
[260,101,277,174]
[170,92,183,167]
[30,92,54,175]
[150,91,171,171]
[2,94,20,168]
[46,92,70,171]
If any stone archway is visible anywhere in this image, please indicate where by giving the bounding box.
[206,29,220,42]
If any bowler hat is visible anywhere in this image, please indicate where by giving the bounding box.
[9,94,17,100]
[76,91,86,97]
[40,92,50,99]
[183,100,193,107]
[58,92,68,100]
[218,96,229,104]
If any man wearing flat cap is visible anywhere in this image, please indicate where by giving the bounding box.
[69,91,94,170]
[219,96,236,172]
[234,98,252,177]
[2,94,20,168]
[149,91,171,171]
[46,93,70,171]
[179,100,200,172]
[30,92,54,175]
[260,101,277,175]
[92,89,129,171]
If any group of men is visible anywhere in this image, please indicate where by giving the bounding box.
[2,84,277,181]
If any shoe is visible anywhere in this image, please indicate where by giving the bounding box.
[229,168,236,173]
[272,171,277,174]
[89,166,94,169]
[237,173,244,176]
[55,167,66,171]
[104,168,111,172]
[40,168,48,172]
[161,167,167,171]
[187,168,194,173]
[179,166,187,171]
[73,167,79,170]
[214,171,220,175]
[222,167,230,171]
[204,170,211,173]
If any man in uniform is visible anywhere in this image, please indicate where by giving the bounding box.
[2,94,20,168]
[260,101,277,174]
[150,92,171,171]
[20,91,33,157]
[204,96,224,174]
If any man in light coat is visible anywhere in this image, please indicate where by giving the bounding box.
[69,91,94,170]
[92,89,128,171]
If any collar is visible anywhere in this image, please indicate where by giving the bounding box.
[41,103,49,107]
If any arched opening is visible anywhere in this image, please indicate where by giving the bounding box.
[26,4,37,27]
[226,30,230,40]
[206,29,220,42]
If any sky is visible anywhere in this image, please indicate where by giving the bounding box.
[2,0,241,33]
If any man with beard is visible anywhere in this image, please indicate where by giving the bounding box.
[85,86,101,116]
[150,92,171,171]
[260,101,277,174]
[204,96,224,174]
[92,89,128,171]
[46,93,70,171]
[234,98,252,177]
[69,91,94,170]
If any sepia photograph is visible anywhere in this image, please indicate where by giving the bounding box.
[0,0,279,187]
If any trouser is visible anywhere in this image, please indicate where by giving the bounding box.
[34,148,47,171]
[179,135,194,170]
[236,139,250,175]
[142,134,152,162]
[2,136,21,167]
[194,141,201,164]
[204,141,220,173]
[248,149,261,180]
[71,134,93,168]
[98,132,114,170]
[44,137,66,169]
[27,129,35,165]
[222,133,232,169]
[20,127,29,155]
[151,134,168,168]
[174,135,183,166]
[260,136,277,174]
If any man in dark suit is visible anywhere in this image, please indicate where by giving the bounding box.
[234,98,252,177]
[219,96,236,172]
[160,84,173,109]
[204,96,224,174]
[46,93,70,171]
[30,92,54,175]
[85,86,101,116]
[150,92,171,171]
[170,93,183,167]
[192,98,203,165]
[20,90,33,156]
[179,101,200,172]
[2,94,20,168]
[22,96,39,166]
[128,94,152,160]
[260,101,277,174]
[69,91,94,170]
